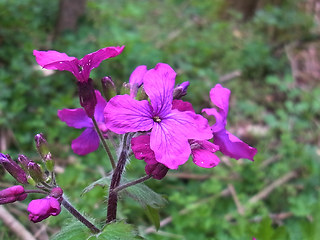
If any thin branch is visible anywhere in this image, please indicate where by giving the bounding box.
[0,205,36,240]
[228,184,245,215]
[91,117,116,169]
[113,175,152,193]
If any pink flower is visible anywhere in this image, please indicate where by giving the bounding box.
[28,196,61,223]
[58,90,107,155]
[33,46,125,82]
[104,63,212,169]
[0,185,27,204]
[203,84,257,160]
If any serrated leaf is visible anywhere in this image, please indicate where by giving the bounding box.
[144,205,160,231]
[88,221,144,240]
[51,220,92,240]
[121,179,167,209]
[81,176,111,196]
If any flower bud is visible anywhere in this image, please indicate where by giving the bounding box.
[173,81,190,99]
[17,154,32,172]
[101,76,116,100]
[136,87,148,100]
[27,162,44,183]
[34,133,50,159]
[145,163,169,180]
[120,82,130,95]
[0,154,28,184]
[77,78,97,118]
[0,185,27,204]
[27,196,61,223]
[50,187,63,202]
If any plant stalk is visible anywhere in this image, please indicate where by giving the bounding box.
[91,117,116,169]
[62,197,100,234]
[113,175,152,193]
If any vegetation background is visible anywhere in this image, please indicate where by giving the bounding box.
[0,0,320,239]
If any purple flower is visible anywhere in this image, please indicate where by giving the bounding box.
[58,90,107,155]
[27,196,61,223]
[0,153,28,184]
[104,63,212,169]
[33,46,125,82]
[129,65,147,98]
[0,185,27,204]
[131,134,169,180]
[202,84,257,160]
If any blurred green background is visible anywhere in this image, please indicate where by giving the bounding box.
[1,0,320,239]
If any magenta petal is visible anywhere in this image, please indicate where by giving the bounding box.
[104,95,154,134]
[58,108,92,129]
[209,84,230,116]
[129,65,147,97]
[172,99,195,112]
[143,63,176,116]
[202,107,226,132]
[214,130,257,161]
[192,148,220,168]
[28,197,61,223]
[165,110,213,140]
[33,50,76,69]
[94,90,108,123]
[131,135,156,163]
[71,128,99,155]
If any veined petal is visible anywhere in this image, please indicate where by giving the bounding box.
[104,94,154,134]
[71,128,100,155]
[57,108,92,129]
[33,50,76,68]
[94,90,108,123]
[131,135,156,163]
[150,121,191,169]
[192,148,220,168]
[143,63,176,117]
[164,109,212,140]
[214,130,257,161]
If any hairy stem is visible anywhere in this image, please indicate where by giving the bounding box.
[91,117,116,169]
[106,133,130,223]
[113,175,152,193]
[62,196,100,234]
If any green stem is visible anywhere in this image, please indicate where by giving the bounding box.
[62,196,100,234]
[113,175,152,193]
[91,117,116,169]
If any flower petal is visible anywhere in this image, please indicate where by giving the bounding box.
[192,148,220,168]
[131,135,156,163]
[209,84,230,115]
[214,130,257,161]
[93,90,108,123]
[129,65,147,97]
[165,109,213,140]
[202,107,225,132]
[57,108,92,129]
[33,50,76,69]
[71,128,100,155]
[143,63,176,117]
[104,94,154,134]
[172,99,195,112]
[150,121,191,169]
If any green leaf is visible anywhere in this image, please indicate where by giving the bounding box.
[144,205,160,231]
[88,221,144,240]
[81,176,111,196]
[121,179,167,209]
[51,220,92,240]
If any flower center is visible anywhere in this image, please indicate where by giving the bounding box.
[153,116,162,123]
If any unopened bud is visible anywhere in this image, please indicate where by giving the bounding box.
[34,133,49,159]
[101,76,116,100]
[17,154,32,172]
[78,78,97,118]
[27,162,44,183]
[120,82,130,95]
[0,154,28,184]
[136,86,148,100]
[50,187,63,202]
[45,153,54,172]
[173,81,190,99]
[145,163,169,180]
[0,185,27,204]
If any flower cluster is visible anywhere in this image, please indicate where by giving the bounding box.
[0,137,63,223]
[1,45,257,229]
